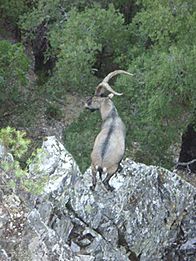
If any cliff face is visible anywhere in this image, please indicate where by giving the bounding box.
[0,136,195,261]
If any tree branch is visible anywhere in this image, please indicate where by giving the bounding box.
[175,159,196,173]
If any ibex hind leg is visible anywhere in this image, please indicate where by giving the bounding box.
[96,166,103,181]
[102,165,118,191]
[102,173,115,191]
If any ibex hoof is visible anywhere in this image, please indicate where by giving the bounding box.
[103,181,114,192]
[118,163,123,172]
[90,185,95,191]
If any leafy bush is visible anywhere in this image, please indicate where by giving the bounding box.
[49,4,129,93]
[0,126,31,158]
[20,2,130,94]
[114,0,196,166]
[19,0,67,39]
[0,40,29,105]
[0,127,46,195]
[0,0,29,25]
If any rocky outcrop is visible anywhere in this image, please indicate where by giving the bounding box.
[0,137,195,260]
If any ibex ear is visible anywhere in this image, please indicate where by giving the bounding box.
[108,93,114,99]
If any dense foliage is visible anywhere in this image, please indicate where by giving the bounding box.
[114,0,196,165]
[0,0,29,25]
[0,0,195,172]
[0,40,29,105]
[49,4,130,92]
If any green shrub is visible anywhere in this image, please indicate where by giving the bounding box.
[19,0,67,39]
[20,2,130,94]
[49,4,129,93]
[0,127,46,195]
[114,0,196,167]
[0,126,30,158]
[0,40,29,105]
[0,0,29,24]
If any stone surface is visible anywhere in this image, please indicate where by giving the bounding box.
[0,136,195,260]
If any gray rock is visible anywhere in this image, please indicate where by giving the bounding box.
[0,137,195,260]
[0,144,14,163]
[0,248,11,261]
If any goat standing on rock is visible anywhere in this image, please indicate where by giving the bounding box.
[85,70,133,191]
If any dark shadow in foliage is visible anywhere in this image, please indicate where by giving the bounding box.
[178,124,196,173]
[31,22,56,72]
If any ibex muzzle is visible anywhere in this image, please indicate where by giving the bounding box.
[85,70,133,191]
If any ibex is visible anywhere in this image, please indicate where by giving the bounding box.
[85,70,133,191]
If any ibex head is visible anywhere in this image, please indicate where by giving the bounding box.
[85,70,133,112]
[85,94,113,111]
